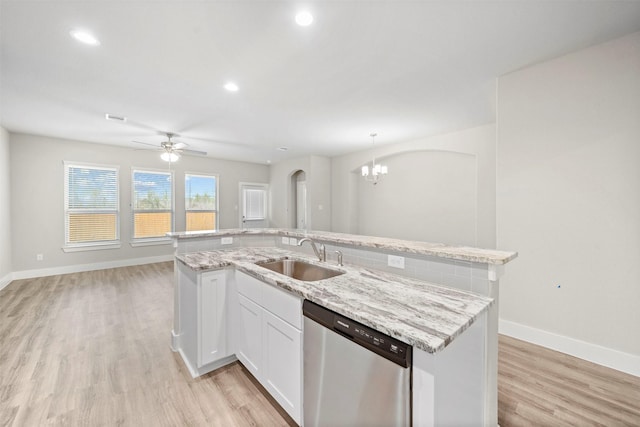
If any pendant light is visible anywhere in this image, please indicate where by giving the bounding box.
[361,133,388,185]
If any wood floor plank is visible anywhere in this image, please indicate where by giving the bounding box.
[1,263,638,426]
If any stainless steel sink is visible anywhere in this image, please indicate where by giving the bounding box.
[256,259,344,282]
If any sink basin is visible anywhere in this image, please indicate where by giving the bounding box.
[256,259,344,282]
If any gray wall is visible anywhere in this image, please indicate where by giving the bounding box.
[269,155,331,231]
[497,32,640,357]
[10,133,269,272]
[0,127,11,285]
[331,124,496,248]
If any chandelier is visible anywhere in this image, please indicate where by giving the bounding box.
[361,133,387,185]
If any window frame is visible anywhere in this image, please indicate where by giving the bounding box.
[185,172,219,232]
[131,167,175,246]
[63,161,121,252]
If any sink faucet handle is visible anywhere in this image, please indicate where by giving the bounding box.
[320,244,326,262]
[298,237,324,262]
[335,250,343,266]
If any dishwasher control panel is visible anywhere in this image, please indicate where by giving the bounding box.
[303,300,412,368]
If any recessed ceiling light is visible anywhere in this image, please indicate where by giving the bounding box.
[224,82,239,92]
[295,11,313,27]
[70,29,100,46]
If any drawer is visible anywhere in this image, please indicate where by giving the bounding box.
[236,271,263,305]
[262,283,302,329]
[236,271,302,329]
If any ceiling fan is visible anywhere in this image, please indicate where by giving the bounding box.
[133,132,207,162]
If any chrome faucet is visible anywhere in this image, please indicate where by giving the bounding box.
[298,238,326,262]
[335,250,343,266]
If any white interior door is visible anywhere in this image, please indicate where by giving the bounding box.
[296,181,307,229]
[240,183,268,229]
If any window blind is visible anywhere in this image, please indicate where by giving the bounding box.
[243,188,266,220]
[64,163,119,245]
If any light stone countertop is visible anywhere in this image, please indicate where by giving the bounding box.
[167,228,518,265]
[176,247,494,354]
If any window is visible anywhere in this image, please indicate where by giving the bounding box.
[64,162,119,249]
[185,173,218,231]
[243,187,266,220]
[132,169,173,240]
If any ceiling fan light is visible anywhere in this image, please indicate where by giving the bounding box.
[161,152,180,162]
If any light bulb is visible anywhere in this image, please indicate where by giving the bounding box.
[161,152,180,162]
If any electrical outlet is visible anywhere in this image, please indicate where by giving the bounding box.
[221,237,233,245]
[36,254,44,261]
[282,236,289,245]
[289,237,298,246]
[388,255,405,269]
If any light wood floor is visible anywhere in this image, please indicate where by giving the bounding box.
[499,335,640,426]
[1,263,638,426]
[0,263,295,426]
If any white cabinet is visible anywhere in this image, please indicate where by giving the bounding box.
[236,293,262,377]
[262,309,301,418]
[235,272,302,424]
[198,269,229,367]
[176,263,234,377]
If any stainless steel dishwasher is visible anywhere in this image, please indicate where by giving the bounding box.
[303,300,412,427]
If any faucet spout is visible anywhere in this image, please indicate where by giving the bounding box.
[298,237,326,262]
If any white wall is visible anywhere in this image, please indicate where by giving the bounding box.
[10,133,269,273]
[357,150,477,245]
[308,156,332,231]
[331,124,496,248]
[269,155,331,231]
[497,32,640,361]
[0,127,11,288]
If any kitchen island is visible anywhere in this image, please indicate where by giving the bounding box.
[168,229,517,426]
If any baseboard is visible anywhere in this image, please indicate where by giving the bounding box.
[0,272,12,292]
[499,319,640,378]
[171,330,180,352]
[11,255,174,281]
[177,347,236,379]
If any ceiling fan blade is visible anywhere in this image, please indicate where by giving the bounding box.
[182,148,208,156]
[186,136,251,148]
[132,140,161,148]
[133,148,162,152]
[173,142,188,150]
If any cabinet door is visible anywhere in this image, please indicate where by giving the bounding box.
[236,293,263,378]
[198,270,227,367]
[262,309,302,424]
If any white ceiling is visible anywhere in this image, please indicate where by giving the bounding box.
[2,1,640,164]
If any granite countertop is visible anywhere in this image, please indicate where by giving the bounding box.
[167,228,518,265]
[176,247,494,354]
